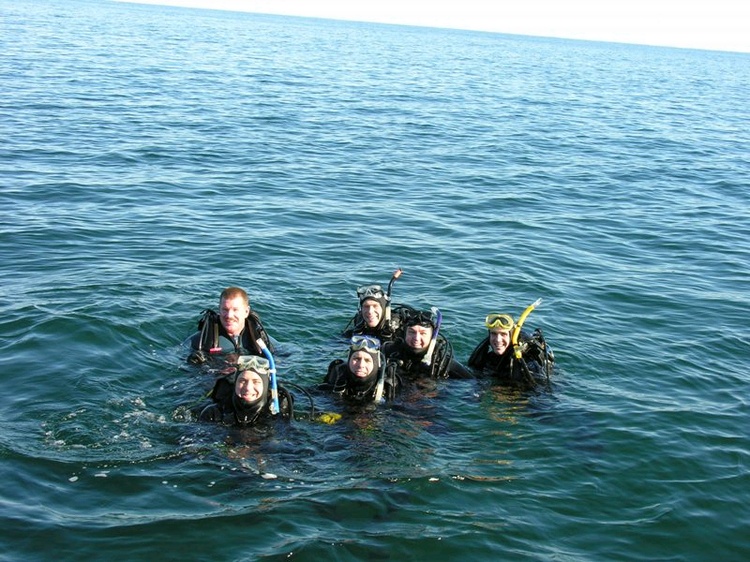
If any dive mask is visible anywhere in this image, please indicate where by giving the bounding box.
[349,334,381,352]
[357,285,387,302]
[485,313,515,331]
[407,309,437,328]
[237,355,271,374]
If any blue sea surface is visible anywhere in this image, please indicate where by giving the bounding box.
[1,0,749,560]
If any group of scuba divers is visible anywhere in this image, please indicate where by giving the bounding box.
[185,269,555,428]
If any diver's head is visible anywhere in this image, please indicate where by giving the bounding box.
[234,355,270,406]
[357,285,388,328]
[348,335,381,380]
[404,309,436,353]
[219,286,250,337]
[485,313,514,356]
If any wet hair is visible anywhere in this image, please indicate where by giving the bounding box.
[220,286,250,308]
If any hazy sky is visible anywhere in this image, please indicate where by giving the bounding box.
[121,0,750,54]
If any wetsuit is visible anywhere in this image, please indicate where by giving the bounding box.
[342,303,411,344]
[383,335,473,381]
[186,309,274,365]
[468,329,554,388]
[197,372,293,426]
[320,358,400,403]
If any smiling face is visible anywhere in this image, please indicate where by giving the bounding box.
[219,295,250,337]
[361,299,383,328]
[405,324,433,353]
[235,370,265,403]
[489,329,512,356]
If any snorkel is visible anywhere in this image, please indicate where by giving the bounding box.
[255,338,279,415]
[385,267,402,322]
[512,298,542,359]
[209,317,221,353]
[421,306,442,366]
[373,352,387,403]
[385,267,403,322]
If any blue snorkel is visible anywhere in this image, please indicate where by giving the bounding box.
[256,338,279,415]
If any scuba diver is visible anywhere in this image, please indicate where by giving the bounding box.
[467,299,555,389]
[196,355,294,426]
[186,286,274,365]
[342,269,409,343]
[383,307,473,381]
[320,335,401,403]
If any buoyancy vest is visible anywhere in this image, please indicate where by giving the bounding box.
[341,303,411,343]
[383,334,455,380]
[322,356,399,403]
[468,328,554,388]
[200,373,294,426]
[193,309,274,356]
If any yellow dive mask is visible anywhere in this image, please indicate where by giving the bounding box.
[484,313,515,331]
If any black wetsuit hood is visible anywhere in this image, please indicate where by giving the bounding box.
[230,370,270,425]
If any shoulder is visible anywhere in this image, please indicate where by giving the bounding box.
[325,359,346,378]
[468,336,491,368]
[186,332,202,353]
[448,358,474,379]
[249,313,270,337]
[197,402,225,422]
[382,339,404,359]
[320,360,348,392]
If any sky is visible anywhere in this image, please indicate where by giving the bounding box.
[119,0,750,54]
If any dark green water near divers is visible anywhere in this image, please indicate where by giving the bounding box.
[1,1,749,560]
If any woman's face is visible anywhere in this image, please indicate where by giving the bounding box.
[348,350,375,378]
[235,370,265,402]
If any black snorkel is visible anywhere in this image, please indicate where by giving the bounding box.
[385,267,402,323]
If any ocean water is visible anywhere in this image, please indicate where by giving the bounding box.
[1,0,749,560]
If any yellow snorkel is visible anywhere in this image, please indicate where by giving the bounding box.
[512,298,542,359]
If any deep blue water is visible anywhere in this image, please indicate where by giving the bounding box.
[1,0,750,560]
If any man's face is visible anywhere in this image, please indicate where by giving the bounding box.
[489,329,511,355]
[235,370,264,402]
[220,295,250,337]
[405,324,432,352]
[362,299,383,328]
[349,350,375,378]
